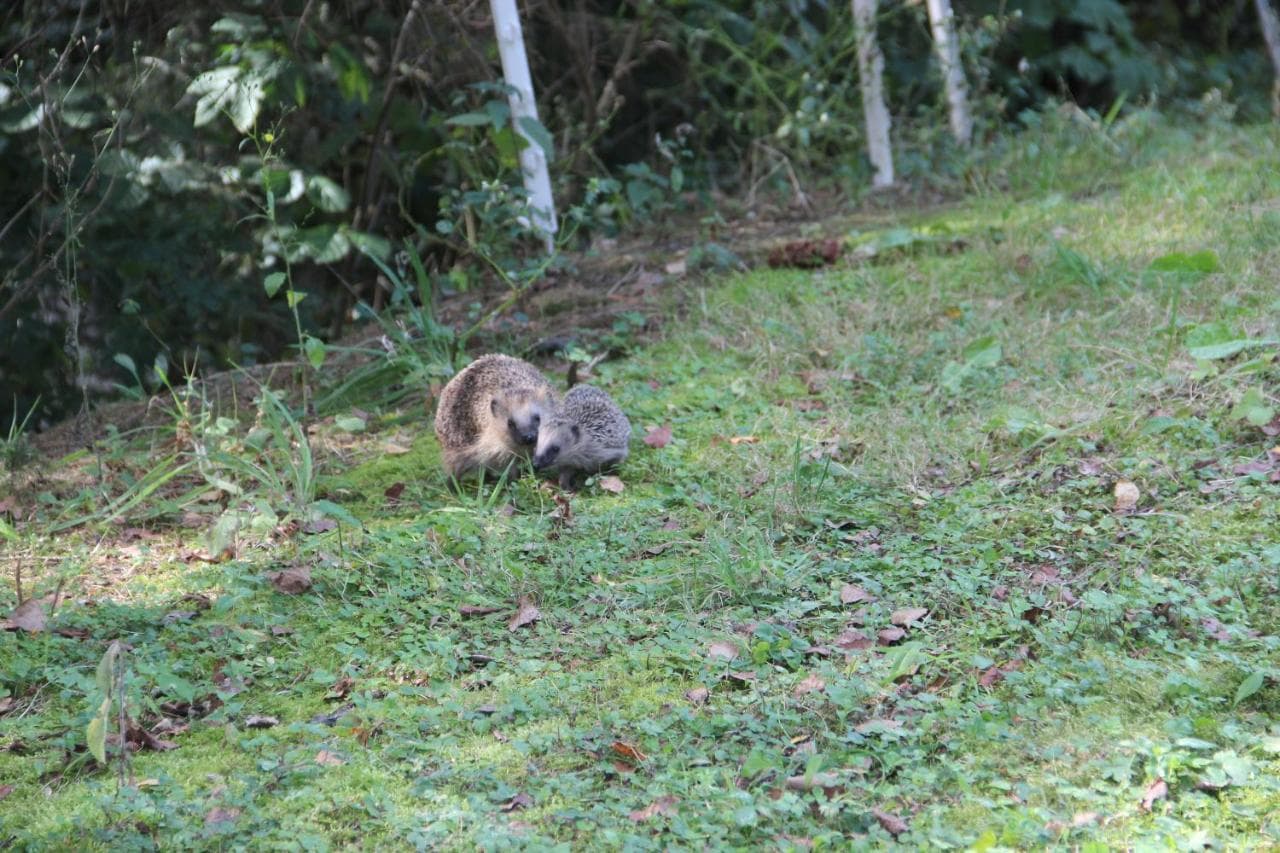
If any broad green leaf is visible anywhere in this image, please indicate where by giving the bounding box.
[346,229,393,262]
[94,643,119,696]
[305,176,350,213]
[1149,250,1220,274]
[334,415,365,433]
[86,700,109,764]
[286,290,308,309]
[311,500,363,529]
[962,335,1002,367]
[264,272,286,298]
[1233,671,1264,706]
[189,66,243,128]
[1230,388,1275,427]
[445,112,492,127]
[303,335,326,369]
[286,225,350,264]
[516,116,555,159]
[113,352,138,378]
[1185,321,1277,360]
[0,517,15,541]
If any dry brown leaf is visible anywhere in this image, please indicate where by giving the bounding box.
[0,783,12,801]
[508,597,541,631]
[0,697,14,715]
[382,441,412,455]
[611,740,648,763]
[664,259,687,276]
[834,630,873,651]
[1140,778,1167,811]
[685,686,709,705]
[840,584,874,605]
[890,607,928,626]
[269,565,312,595]
[855,718,904,734]
[205,807,241,826]
[707,641,739,661]
[629,795,679,821]
[729,436,759,445]
[871,807,909,837]
[1,598,47,634]
[384,482,406,504]
[314,749,345,766]
[598,476,625,494]
[643,424,673,449]
[1113,479,1140,513]
[793,673,826,697]
[784,772,841,793]
[501,792,534,812]
[459,605,502,618]
[876,627,906,645]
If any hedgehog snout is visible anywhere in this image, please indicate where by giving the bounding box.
[534,445,559,469]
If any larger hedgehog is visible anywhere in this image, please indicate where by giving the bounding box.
[434,354,559,479]
[533,384,630,489]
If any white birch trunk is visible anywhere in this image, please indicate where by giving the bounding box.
[1258,0,1280,76]
[851,0,894,187]
[925,0,973,146]
[490,0,557,252]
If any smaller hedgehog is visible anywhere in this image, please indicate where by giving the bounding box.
[533,384,631,489]
[434,354,559,480]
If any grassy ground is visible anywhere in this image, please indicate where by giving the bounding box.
[3,109,1280,849]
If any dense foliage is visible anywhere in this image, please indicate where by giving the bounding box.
[0,0,1273,426]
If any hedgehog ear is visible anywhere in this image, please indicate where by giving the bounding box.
[490,398,500,416]
[571,424,580,440]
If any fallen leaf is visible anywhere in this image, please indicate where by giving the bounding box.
[978,667,1004,688]
[876,627,906,646]
[890,607,928,626]
[611,741,648,763]
[707,641,739,661]
[664,259,687,276]
[1113,479,1140,513]
[314,749,345,766]
[459,605,502,618]
[384,482,406,504]
[629,795,679,821]
[834,630,873,651]
[1,598,47,633]
[871,807,909,836]
[767,239,842,269]
[855,718,904,734]
[793,673,826,696]
[270,625,294,636]
[991,585,1009,601]
[598,475,625,494]
[382,441,412,455]
[501,792,534,812]
[1140,778,1167,811]
[661,518,681,531]
[244,715,279,729]
[0,784,12,800]
[685,686,709,705]
[325,677,354,700]
[840,584,874,605]
[205,807,241,826]
[0,697,13,715]
[728,436,759,445]
[643,423,673,449]
[311,703,353,726]
[508,597,541,631]
[268,565,312,595]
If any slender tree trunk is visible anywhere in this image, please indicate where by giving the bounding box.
[925,0,973,146]
[851,0,894,187]
[1257,0,1280,117]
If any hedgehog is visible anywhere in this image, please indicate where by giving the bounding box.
[533,384,631,489]
[434,354,559,480]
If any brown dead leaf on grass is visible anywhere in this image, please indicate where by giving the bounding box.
[0,784,12,801]
[244,715,279,729]
[384,482,406,505]
[611,741,648,763]
[840,584,874,605]
[501,792,534,812]
[1141,778,1168,811]
[871,807,909,836]
[2,598,47,633]
[314,749,345,766]
[598,475,625,494]
[508,597,541,631]
[834,630,873,651]
[877,627,906,646]
[643,424,673,448]
[1113,479,1140,513]
[205,807,241,826]
[793,673,826,696]
[459,605,502,618]
[707,641,739,661]
[268,565,312,595]
[890,607,928,626]
[685,686,710,705]
[0,697,14,715]
[629,795,679,821]
[728,435,758,445]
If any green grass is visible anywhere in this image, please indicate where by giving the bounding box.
[4,111,1280,849]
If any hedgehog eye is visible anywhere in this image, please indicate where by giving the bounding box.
[531,414,541,427]
[549,444,560,454]
[571,424,580,441]
[507,417,517,431]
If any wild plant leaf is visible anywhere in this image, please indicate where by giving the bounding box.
[303,336,326,369]
[444,112,492,127]
[1230,388,1275,428]
[1186,321,1277,361]
[263,272,286,298]
[305,176,350,213]
[516,116,555,158]
[1233,671,1264,707]
[86,698,110,764]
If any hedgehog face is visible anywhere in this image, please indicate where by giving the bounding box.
[533,420,581,470]
[491,394,547,447]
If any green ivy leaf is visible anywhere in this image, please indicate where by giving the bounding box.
[264,272,286,298]
[303,335,326,369]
